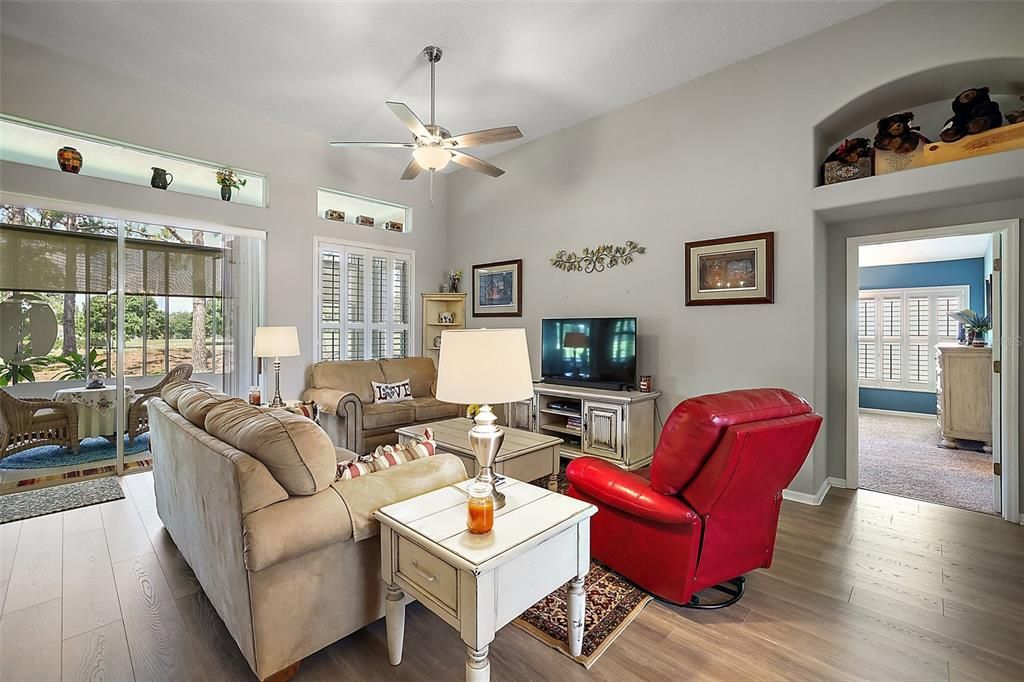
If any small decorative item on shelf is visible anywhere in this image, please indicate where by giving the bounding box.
[939,87,1003,143]
[438,311,454,324]
[948,309,992,347]
[324,209,346,222]
[57,146,83,173]
[639,375,653,392]
[248,385,262,406]
[1006,96,1024,125]
[356,215,375,227]
[821,138,872,185]
[873,112,930,176]
[432,334,442,349]
[439,282,451,293]
[384,221,404,232]
[150,167,174,189]
[448,269,463,293]
[216,166,247,201]
[466,479,494,535]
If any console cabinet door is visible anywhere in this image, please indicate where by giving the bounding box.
[583,401,622,459]
[506,398,536,432]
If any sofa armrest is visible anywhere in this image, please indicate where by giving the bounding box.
[302,388,361,418]
[242,488,353,572]
[566,457,699,525]
[332,453,468,541]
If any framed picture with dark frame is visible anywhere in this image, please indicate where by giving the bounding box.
[472,259,523,317]
[684,231,774,305]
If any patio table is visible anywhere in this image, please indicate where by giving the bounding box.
[53,385,136,439]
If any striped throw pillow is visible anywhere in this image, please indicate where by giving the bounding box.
[336,428,437,480]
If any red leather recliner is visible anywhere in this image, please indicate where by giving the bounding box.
[565,388,822,606]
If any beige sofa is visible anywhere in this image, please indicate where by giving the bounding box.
[149,381,467,681]
[303,357,461,453]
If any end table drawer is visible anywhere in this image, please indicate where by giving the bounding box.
[396,536,458,611]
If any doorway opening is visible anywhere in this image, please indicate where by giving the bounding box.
[846,220,1019,521]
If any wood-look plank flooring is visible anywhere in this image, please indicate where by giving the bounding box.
[0,472,1021,681]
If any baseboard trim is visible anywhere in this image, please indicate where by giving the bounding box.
[858,407,935,420]
[783,477,833,506]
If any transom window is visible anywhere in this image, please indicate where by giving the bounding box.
[316,239,413,362]
[858,285,968,392]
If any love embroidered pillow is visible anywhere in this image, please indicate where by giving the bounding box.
[371,379,413,403]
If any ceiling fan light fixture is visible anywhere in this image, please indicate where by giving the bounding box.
[413,144,451,171]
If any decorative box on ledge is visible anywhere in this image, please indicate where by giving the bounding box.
[317,187,410,233]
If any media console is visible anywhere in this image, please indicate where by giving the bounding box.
[502,382,662,471]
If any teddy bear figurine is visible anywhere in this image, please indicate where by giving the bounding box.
[824,138,872,164]
[873,112,928,154]
[1004,96,1024,125]
[939,87,1003,143]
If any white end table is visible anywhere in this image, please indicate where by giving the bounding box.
[374,478,596,681]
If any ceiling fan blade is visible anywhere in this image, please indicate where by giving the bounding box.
[446,126,523,148]
[400,159,423,180]
[450,151,505,177]
[329,141,416,148]
[386,101,430,139]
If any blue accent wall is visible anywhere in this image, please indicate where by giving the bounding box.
[859,257,985,415]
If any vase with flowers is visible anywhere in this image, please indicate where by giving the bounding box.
[961,310,992,347]
[448,269,463,293]
[215,167,247,202]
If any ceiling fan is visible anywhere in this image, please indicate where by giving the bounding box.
[330,45,522,181]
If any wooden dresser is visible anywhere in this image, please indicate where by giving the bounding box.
[936,343,992,451]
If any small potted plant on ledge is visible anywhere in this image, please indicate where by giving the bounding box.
[215,166,247,202]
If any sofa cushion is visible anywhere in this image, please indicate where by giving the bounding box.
[160,380,213,410]
[406,396,460,422]
[311,360,384,404]
[336,429,438,479]
[205,401,336,496]
[176,387,241,428]
[362,402,415,431]
[380,357,436,398]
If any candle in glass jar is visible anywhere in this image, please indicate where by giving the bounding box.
[466,480,494,534]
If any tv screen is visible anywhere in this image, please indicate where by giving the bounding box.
[541,317,637,389]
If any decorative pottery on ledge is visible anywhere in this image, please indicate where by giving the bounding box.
[57,146,83,173]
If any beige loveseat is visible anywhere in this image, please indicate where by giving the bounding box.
[149,381,467,681]
[303,357,461,453]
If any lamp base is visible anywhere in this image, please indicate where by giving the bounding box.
[468,405,506,510]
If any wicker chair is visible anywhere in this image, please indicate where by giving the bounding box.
[0,389,81,459]
[127,363,194,444]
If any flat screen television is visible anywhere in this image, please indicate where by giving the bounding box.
[540,317,637,390]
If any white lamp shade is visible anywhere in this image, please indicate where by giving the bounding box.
[435,328,534,405]
[254,326,300,358]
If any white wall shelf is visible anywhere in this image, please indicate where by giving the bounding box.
[316,187,410,233]
[0,115,267,207]
[811,148,1024,222]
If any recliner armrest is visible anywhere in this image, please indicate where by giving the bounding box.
[566,457,699,525]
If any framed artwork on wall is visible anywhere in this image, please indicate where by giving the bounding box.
[472,259,523,317]
[684,231,774,305]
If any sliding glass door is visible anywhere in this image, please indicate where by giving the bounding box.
[0,200,263,491]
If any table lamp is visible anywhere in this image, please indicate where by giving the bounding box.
[254,326,300,407]
[435,328,534,509]
[562,331,589,377]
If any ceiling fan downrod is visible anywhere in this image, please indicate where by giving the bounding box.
[423,45,442,128]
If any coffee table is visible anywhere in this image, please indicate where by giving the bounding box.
[375,477,596,681]
[397,417,563,491]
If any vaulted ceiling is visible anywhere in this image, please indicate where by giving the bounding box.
[1,1,884,159]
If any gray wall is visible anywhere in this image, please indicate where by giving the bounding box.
[826,198,1024,501]
[446,1,1024,496]
[0,35,450,400]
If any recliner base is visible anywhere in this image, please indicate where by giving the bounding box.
[668,576,746,610]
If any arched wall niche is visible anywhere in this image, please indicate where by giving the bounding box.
[813,57,1024,163]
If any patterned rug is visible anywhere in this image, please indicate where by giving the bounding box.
[3,457,152,494]
[0,476,125,523]
[515,470,652,668]
[0,433,151,470]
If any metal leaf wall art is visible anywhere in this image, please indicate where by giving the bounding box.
[550,240,646,273]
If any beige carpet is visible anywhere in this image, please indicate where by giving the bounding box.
[858,411,993,514]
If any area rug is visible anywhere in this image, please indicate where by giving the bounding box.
[516,471,652,668]
[4,457,152,494]
[0,433,150,470]
[859,411,993,514]
[0,476,125,523]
